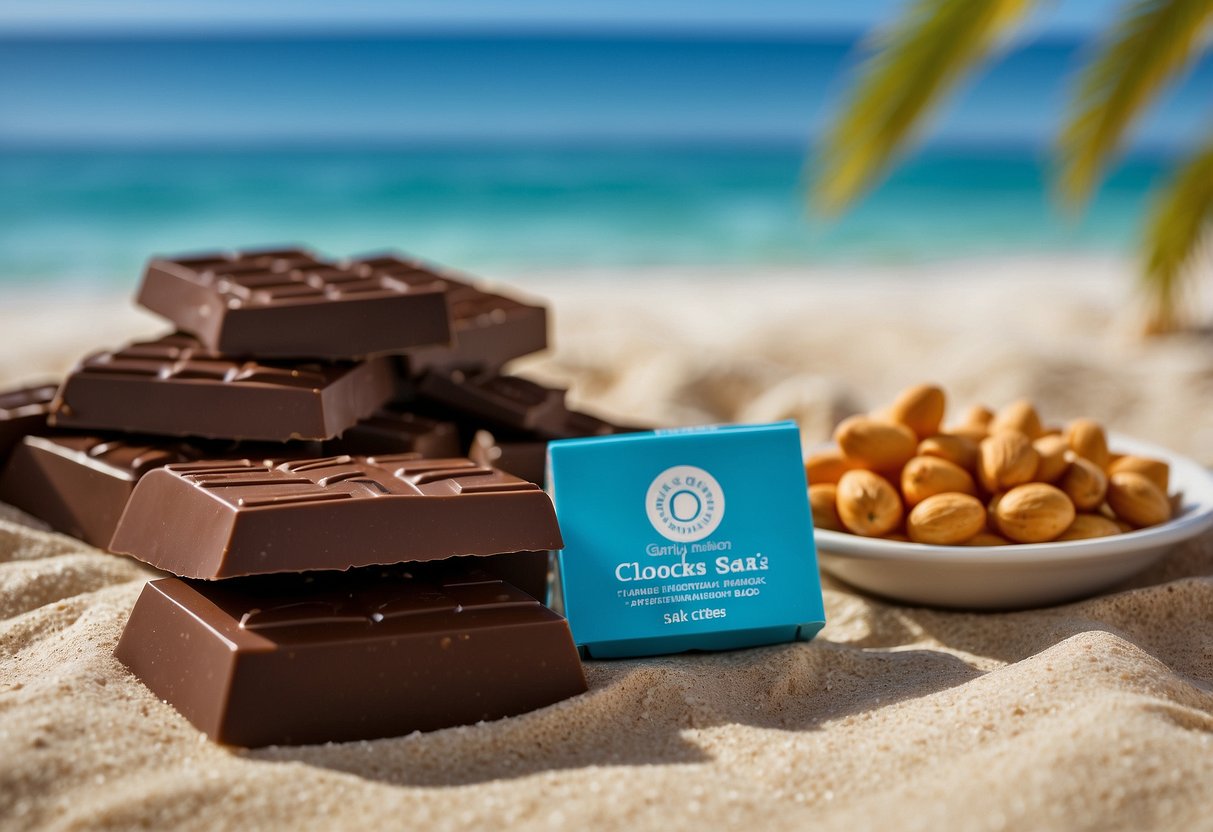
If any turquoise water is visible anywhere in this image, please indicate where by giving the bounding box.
[1,33,1207,285]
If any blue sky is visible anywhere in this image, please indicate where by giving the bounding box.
[0,0,1122,36]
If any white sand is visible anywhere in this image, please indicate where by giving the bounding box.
[2,256,1213,830]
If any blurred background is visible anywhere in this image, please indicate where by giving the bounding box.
[3,0,1211,287]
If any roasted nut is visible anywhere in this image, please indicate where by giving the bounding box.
[907,493,986,545]
[901,455,976,507]
[1056,514,1122,540]
[917,433,979,472]
[979,431,1039,492]
[994,483,1076,543]
[889,383,946,439]
[1106,471,1171,528]
[962,404,995,430]
[964,531,1011,546]
[836,469,904,537]
[1032,434,1069,483]
[834,416,917,473]
[990,399,1044,439]
[808,483,845,531]
[1108,455,1169,493]
[1060,457,1108,512]
[1065,418,1110,469]
[804,449,853,486]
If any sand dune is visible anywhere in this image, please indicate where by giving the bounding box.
[2,258,1213,830]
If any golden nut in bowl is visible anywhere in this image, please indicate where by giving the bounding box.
[1032,434,1069,483]
[1108,455,1170,493]
[1056,514,1122,541]
[834,416,917,473]
[990,399,1043,439]
[994,483,1076,543]
[804,449,853,486]
[836,469,903,537]
[979,431,1039,492]
[888,383,946,439]
[917,433,979,472]
[808,483,844,532]
[1106,471,1172,528]
[1065,418,1110,469]
[907,493,986,545]
[1060,457,1108,512]
[901,455,976,507]
[963,530,1011,546]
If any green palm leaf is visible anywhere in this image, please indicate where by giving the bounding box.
[1057,0,1213,207]
[810,0,1036,215]
[1141,137,1213,331]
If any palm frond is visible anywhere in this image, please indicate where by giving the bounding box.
[1057,0,1213,208]
[810,0,1036,215]
[1141,136,1213,331]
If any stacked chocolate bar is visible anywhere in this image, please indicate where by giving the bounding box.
[0,246,628,746]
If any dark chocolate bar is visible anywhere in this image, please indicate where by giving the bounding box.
[137,248,452,359]
[50,334,395,441]
[110,455,564,578]
[470,430,548,484]
[0,382,57,462]
[114,565,587,746]
[417,371,622,441]
[353,255,548,374]
[327,406,461,458]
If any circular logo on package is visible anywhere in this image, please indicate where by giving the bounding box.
[645,465,726,542]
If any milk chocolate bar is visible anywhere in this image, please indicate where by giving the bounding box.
[50,334,395,441]
[0,382,56,462]
[114,565,587,746]
[111,455,564,578]
[353,256,547,374]
[137,248,452,359]
[328,406,461,458]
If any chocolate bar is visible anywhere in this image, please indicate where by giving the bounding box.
[137,248,452,359]
[0,382,56,462]
[328,406,461,458]
[50,334,395,441]
[417,371,622,441]
[470,430,548,484]
[114,565,587,746]
[353,256,547,374]
[110,455,564,578]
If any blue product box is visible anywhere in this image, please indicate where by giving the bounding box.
[547,421,825,658]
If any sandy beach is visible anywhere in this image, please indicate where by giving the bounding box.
[3,256,1213,830]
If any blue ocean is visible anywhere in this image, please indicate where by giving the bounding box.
[2,33,1210,286]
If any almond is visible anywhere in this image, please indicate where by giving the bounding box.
[962,404,995,430]
[808,483,845,532]
[1056,514,1121,541]
[901,455,976,507]
[990,399,1044,439]
[979,431,1039,492]
[964,531,1011,546]
[907,493,986,545]
[994,483,1075,543]
[1108,455,1169,493]
[1065,418,1109,469]
[917,433,979,472]
[804,449,853,486]
[883,531,911,542]
[834,416,917,473]
[1032,435,1069,483]
[889,383,946,439]
[836,469,904,537]
[1106,471,1171,528]
[1060,457,1108,511]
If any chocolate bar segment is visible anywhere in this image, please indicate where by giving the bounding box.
[0,383,56,462]
[328,406,461,458]
[137,248,452,359]
[470,430,548,485]
[50,334,395,441]
[113,565,587,746]
[354,255,548,374]
[110,455,564,578]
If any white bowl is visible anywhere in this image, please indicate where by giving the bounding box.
[813,433,1213,610]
